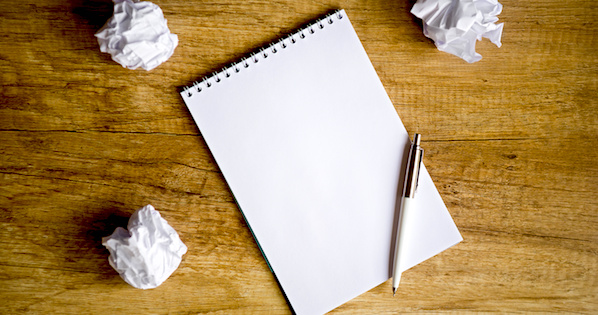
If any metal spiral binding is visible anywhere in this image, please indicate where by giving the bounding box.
[184,10,343,98]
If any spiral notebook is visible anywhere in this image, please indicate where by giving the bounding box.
[181,10,462,315]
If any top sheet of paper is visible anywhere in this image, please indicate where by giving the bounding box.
[181,10,462,315]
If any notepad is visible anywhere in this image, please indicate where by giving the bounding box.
[181,10,462,315]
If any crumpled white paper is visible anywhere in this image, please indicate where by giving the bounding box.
[102,205,187,289]
[411,0,504,63]
[95,0,178,70]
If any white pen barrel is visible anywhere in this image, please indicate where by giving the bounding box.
[392,197,416,290]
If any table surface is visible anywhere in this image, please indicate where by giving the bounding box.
[1,0,596,313]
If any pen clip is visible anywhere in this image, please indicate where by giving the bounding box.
[404,134,423,198]
[414,147,423,193]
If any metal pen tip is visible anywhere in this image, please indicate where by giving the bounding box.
[393,287,397,296]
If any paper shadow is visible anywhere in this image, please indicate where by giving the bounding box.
[70,0,114,36]
[407,0,424,33]
[77,205,132,276]
[68,0,115,62]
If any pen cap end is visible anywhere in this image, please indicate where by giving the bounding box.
[413,133,421,146]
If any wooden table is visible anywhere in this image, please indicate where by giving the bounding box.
[1,0,596,313]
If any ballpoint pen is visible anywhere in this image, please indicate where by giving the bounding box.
[392,133,424,296]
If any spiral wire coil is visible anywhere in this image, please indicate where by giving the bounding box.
[184,10,343,97]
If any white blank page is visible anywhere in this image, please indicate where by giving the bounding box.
[181,10,462,315]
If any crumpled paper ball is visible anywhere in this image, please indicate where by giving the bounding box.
[102,205,187,289]
[411,0,504,63]
[95,0,178,70]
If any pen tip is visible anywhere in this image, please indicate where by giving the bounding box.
[393,287,397,296]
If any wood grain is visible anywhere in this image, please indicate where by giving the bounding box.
[1,0,596,313]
